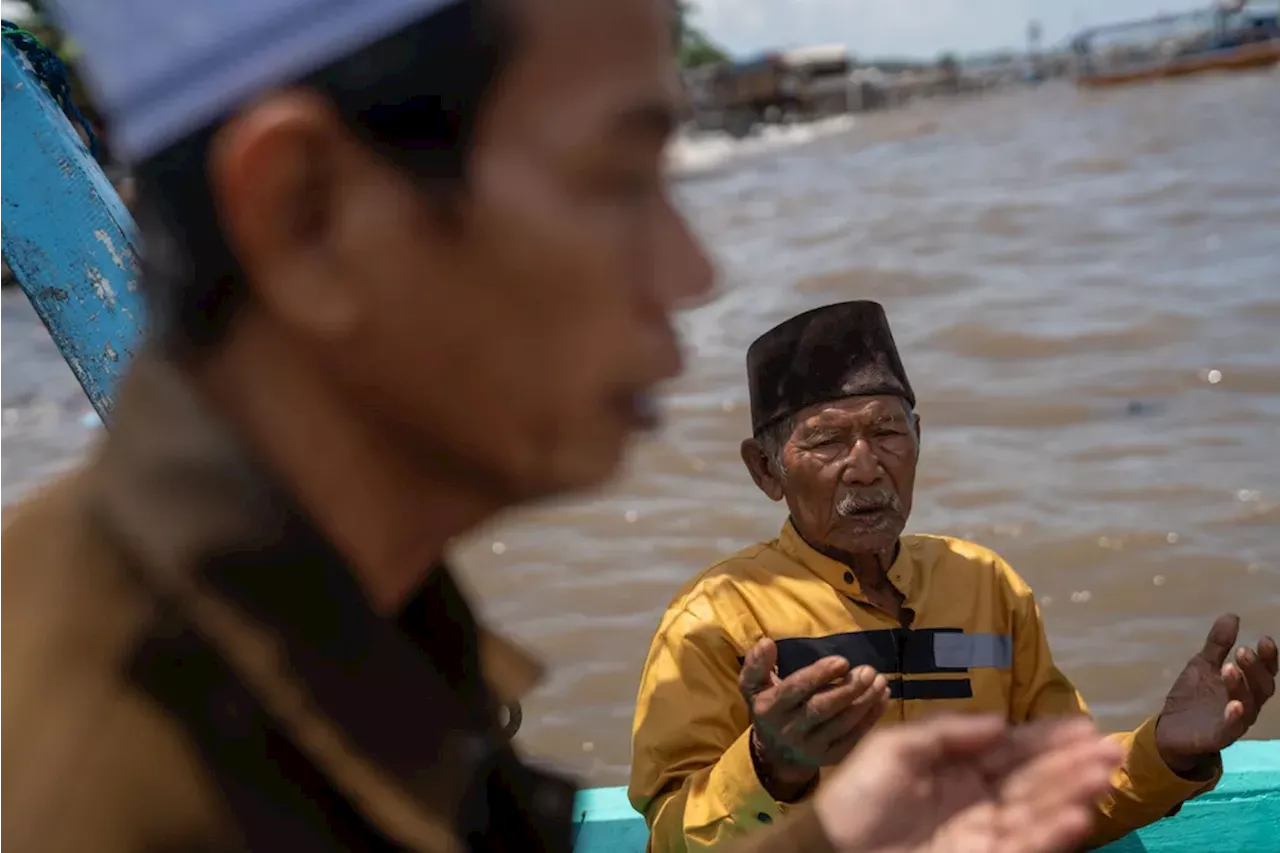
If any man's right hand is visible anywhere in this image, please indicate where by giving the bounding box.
[739,637,890,800]
[814,714,1125,853]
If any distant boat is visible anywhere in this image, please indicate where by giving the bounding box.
[1071,0,1280,88]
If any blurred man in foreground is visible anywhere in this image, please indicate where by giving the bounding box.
[3,2,1123,851]
[629,300,1278,852]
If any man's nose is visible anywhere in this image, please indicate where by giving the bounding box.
[654,207,717,311]
[840,439,882,485]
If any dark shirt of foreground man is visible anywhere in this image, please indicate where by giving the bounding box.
[2,1,1130,852]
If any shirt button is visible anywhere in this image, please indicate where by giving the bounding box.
[534,784,567,816]
[843,571,854,584]
[756,812,773,824]
[462,734,493,765]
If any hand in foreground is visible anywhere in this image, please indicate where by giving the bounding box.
[814,714,1124,853]
[1156,613,1277,774]
[739,637,890,800]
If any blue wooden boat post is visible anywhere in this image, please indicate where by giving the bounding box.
[3,29,1279,853]
[1,38,145,423]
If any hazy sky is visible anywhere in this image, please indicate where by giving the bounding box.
[690,0,1215,58]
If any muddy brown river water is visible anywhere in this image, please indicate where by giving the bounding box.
[3,73,1278,786]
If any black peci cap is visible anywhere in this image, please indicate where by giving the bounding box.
[746,301,915,435]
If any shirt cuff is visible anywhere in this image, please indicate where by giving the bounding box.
[710,728,799,829]
[727,801,837,853]
[1122,716,1223,810]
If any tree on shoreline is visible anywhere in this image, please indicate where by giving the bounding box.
[674,1,730,68]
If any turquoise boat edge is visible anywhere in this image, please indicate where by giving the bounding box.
[571,738,1280,852]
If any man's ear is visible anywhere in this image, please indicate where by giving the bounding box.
[208,90,361,341]
[741,438,785,502]
[913,413,923,457]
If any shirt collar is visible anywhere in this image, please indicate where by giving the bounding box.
[87,350,544,705]
[777,518,915,601]
[84,352,551,836]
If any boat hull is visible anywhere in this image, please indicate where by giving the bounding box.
[572,739,1280,852]
[1076,39,1280,88]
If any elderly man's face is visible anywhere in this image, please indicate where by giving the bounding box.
[744,395,919,556]
[215,0,713,504]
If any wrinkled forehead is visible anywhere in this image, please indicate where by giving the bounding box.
[795,395,913,430]
[492,0,680,141]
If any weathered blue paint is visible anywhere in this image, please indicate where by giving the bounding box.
[571,739,1280,853]
[1,40,145,422]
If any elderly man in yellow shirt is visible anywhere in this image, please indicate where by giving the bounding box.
[628,300,1277,852]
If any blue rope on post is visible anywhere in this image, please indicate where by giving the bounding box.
[1,19,101,160]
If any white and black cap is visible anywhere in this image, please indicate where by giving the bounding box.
[46,0,462,162]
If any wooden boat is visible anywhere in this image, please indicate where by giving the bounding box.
[1072,1,1280,88]
[3,32,1279,853]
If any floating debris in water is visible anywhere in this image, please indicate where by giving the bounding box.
[1070,590,1093,604]
[689,457,708,472]
[1166,532,1180,544]
[624,509,639,523]
[1200,368,1223,385]
[1152,575,1166,587]
[720,400,736,413]
[1097,536,1120,549]
[1039,595,1054,608]
[1236,489,1261,503]
[491,541,507,555]
[582,741,595,753]
[1125,400,1164,417]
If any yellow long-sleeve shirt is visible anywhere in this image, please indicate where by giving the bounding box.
[629,521,1220,852]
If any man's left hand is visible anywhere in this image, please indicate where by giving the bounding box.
[1155,613,1278,775]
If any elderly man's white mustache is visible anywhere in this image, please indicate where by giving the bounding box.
[835,489,902,517]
